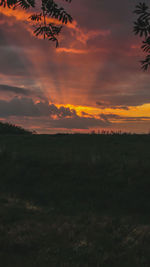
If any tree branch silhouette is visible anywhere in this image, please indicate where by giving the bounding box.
[0,0,73,47]
[134,2,150,70]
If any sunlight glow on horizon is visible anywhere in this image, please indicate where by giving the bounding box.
[55,103,150,121]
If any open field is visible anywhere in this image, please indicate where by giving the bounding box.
[0,134,150,266]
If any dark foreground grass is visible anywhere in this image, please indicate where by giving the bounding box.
[0,134,150,266]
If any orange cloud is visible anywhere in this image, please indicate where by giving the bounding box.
[0,6,74,36]
[56,47,108,54]
[0,6,110,45]
[56,47,89,54]
[0,5,30,21]
[72,28,110,44]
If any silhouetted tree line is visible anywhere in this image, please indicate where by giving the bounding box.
[0,121,34,134]
[0,0,72,47]
[134,2,150,70]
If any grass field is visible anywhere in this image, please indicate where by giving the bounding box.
[0,133,150,266]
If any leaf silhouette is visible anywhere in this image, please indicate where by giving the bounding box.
[133,2,150,70]
[0,0,73,47]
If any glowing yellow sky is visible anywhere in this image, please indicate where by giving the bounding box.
[56,103,150,120]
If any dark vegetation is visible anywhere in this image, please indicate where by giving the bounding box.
[0,122,33,135]
[134,2,150,70]
[0,127,150,266]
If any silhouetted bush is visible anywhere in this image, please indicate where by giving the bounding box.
[0,122,33,135]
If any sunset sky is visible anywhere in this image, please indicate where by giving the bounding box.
[0,0,150,133]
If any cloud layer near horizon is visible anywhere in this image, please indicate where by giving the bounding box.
[0,0,150,133]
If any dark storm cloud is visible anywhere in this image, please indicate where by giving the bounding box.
[0,83,47,100]
[0,84,31,96]
[0,98,40,117]
[48,104,77,118]
[96,101,129,110]
[49,116,110,129]
[3,114,111,133]
[101,93,150,107]
[99,113,150,122]
[0,46,30,76]
[0,97,78,118]
[100,113,121,122]
[0,28,6,46]
[94,73,150,107]
[0,97,110,129]
[73,0,142,32]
